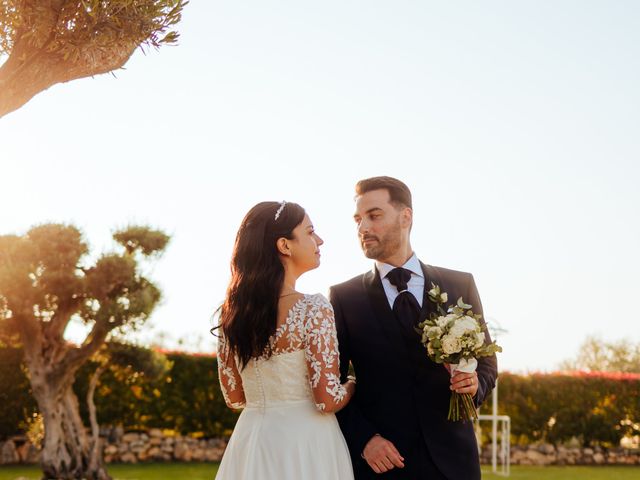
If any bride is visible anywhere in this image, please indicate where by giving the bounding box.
[214,201,356,479]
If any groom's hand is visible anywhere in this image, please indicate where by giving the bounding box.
[450,371,479,397]
[362,434,405,474]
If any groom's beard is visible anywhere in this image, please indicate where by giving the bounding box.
[360,219,402,261]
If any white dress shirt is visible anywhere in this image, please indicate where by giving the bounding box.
[375,253,425,308]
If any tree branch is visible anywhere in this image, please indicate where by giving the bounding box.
[87,364,106,451]
[46,301,80,343]
[0,39,137,118]
[55,319,111,381]
[12,309,43,360]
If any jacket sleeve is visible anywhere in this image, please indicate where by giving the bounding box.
[330,285,378,456]
[465,273,498,407]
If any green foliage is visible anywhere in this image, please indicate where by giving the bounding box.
[0,0,187,117]
[0,347,37,440]
[144,353,239,435]
[0,223,169,337]
[2,340,639,448]
[3,345,639,446]
[113,227,171,257]
[6,344,638,447]
[480,371,640,447]
[106,342,172,381]
[74,351,239,437]
[0,0,187,59]
[0,346,237,439]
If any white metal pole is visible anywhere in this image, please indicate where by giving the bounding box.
[492,379,498,472]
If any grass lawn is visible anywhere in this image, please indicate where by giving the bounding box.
[482,465,640,479]
[1,464,639,479]
[0,463,219,480]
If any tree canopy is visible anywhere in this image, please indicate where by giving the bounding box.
[560,335,640,373]
[0,0,186,117]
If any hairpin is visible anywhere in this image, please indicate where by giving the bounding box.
[274,201,287,220]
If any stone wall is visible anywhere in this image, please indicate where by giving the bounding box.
[479,443,640,466]
[3,433,640,466]
[102,429,226,464]
[0,429,227,465]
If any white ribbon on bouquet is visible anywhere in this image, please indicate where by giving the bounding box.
[448,357,478,376]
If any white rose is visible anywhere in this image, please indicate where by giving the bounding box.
[441,335,462,355]
[427,343,435,356]
[440,292,448,303]
[435,315,449,328]
[450,316,479,338]
[427,326,443,339]
[475,332,486,349]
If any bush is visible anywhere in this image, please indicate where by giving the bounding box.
[0,347,38,440]
[1,347,239,439]
[2,346,639,446]
[479,371,640,446]
[73,351,240,437]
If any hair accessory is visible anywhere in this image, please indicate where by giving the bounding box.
[274,201,287,220]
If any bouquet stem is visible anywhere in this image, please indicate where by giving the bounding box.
[448,392,478,421]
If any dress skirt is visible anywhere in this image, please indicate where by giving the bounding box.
[216,400,354,479]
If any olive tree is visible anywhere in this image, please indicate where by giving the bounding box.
[0,224,169,479]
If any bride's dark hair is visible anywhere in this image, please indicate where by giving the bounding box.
[218,201,306,369]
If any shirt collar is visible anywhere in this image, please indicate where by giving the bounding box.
[375,253,423,279]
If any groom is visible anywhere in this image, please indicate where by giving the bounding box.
[330,176,498,479]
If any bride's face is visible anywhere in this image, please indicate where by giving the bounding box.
[354,189,406,261]
[288,214,324,273]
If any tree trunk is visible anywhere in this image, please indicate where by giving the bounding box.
[0,39,138,119]
[30,369,112,480]
[87,365,108,478]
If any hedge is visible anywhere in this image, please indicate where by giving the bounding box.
[2,347,639,447]
[481,371,640,446]
[0,347,239,440]
[74,350,240,437]
[0,347,38,438]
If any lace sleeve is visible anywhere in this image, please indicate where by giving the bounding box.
[217,331,246,409]
[303,294,349,413]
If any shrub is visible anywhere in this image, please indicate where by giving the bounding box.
[2,346,638,446]
[479,371,640,446]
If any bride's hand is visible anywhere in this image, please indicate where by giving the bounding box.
[344,376,356,398]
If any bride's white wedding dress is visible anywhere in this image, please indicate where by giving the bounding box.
[215,293,354,480]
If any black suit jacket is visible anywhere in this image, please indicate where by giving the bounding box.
[329,262,498,479]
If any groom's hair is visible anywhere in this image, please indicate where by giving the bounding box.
[355,176,412,209]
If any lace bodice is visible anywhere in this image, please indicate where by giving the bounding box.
[217,293,347,412]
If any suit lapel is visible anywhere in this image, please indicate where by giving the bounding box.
[420,262,442,320]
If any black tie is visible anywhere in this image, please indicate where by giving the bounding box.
[386,267,421,336]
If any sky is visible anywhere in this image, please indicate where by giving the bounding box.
[1,1,639,372]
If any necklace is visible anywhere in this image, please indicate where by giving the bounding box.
[279,291,299,298]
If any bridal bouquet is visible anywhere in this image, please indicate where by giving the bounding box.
[417,284,502,421]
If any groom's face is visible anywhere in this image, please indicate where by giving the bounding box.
[354,189,405,261]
